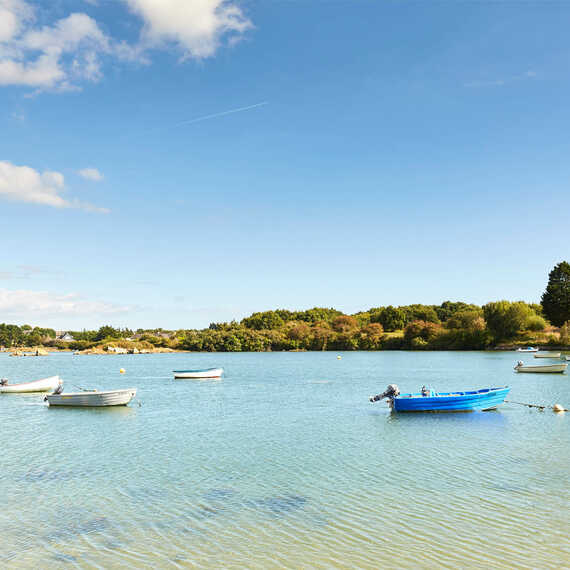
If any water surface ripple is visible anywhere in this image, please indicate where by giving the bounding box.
[0,351,568,568]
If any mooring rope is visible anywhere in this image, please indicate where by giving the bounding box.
[505,400,567,412]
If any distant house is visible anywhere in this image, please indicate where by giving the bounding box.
[55,331,75,342]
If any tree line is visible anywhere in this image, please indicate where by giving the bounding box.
[1,261,569,352]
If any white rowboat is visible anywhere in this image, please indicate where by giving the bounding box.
[534,352,561,359]
[173,368,223,379]
[45,388,137,407]
[514,362,567,373]
[0,375,62,393]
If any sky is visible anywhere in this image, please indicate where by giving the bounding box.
[1,0,569,330]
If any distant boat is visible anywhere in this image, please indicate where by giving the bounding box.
[173,367,223,379]
[534,352,561,359]
[45,388,137,407]
[517,347,538,352]
[0,375,62,394]
[514,361,567,373]
[369,384,509,412]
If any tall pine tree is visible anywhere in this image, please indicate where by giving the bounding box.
[541,261,570,327]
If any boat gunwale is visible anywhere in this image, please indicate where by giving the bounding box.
[395,386,509,400]
[172,368,222,373]
[48,388,136,397]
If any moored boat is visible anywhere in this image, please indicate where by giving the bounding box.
[514,361,567,373]
[534,352,561,359]
[173,367,223,379]
[45,388,137,407]
[369,384,509,412]
[0,375,62,394]
[517,347,538,352]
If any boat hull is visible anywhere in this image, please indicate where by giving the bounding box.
[0,375,61,393]
[515,364,567,373]
[534,353,561,359]
[517,348,538,352]
[173,368,223,379]
[46,388,136,407]
[392,387,510,412]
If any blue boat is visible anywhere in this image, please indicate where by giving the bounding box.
[369,384,510,412]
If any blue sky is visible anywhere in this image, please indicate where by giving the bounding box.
[1,0,569,329]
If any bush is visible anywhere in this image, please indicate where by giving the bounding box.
[411,337,428,349]
[525,315,546,332]
[560,321,570,345]
[403,320,442,345]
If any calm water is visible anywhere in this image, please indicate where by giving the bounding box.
[1,351,568,569]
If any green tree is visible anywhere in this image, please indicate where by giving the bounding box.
[445,309,484,331]
[524,315,546,332]
[331,315,358,333]
[436,301,481,322]
[403,320,442,345]
[483,301,534,340]
[371,306,406,331]
[241,311,285,330]
[94,325,121,341]
[401,304,440,325]
[311,322,334,350]
[541,261,570,326]
[359,323,384,350]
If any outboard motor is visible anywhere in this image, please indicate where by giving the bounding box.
[0,378,8,386]
[44,382,63,402]
[369,384,400,403]
[514,360,523,370]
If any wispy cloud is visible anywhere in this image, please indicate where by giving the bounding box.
[0,160,109,212]
[0,288,130,317]
[0,265,63,280]
[465,70,537,88]
[78,167,104,181]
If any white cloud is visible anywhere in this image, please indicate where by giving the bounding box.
[0,2,112,89]
[0,288,129,316]
[465,70,538,89]
[124,0,252,59]
[0,0,252,91]
[78,167,103,181]
[0,160,109,212]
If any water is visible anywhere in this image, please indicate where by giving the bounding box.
[1,351,568,568]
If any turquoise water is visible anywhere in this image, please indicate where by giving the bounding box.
[1,351,568,568]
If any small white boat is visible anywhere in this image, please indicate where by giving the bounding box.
[534,352,561,359]
[173,367,223,379]
[0,375,62,393]
[514,361,567,373]
[517,347,538,352]
[45,388,137,407]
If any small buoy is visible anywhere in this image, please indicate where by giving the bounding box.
[553,404,565,413]
[120,368,125,374]
[337,355,342,360]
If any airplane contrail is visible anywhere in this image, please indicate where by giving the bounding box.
[174,101,268,127]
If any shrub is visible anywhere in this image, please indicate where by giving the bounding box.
[332,315,358,333]
[403,320,442,344]
[560,321,570,345]
[525,315,546,332]
[411,337,428,349]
